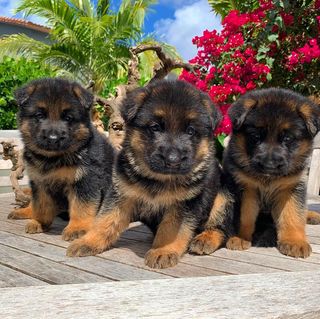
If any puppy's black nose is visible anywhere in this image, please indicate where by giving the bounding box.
[42,129,66,145]
[48,133,59,143]
[165,150,181,168]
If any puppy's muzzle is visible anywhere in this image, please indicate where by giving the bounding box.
[254,150,286,173]
[41,127,67,149]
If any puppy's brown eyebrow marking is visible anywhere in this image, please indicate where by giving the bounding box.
[300,103,312,117]
[286,99,298,110]
[243,98,256,109]
[60,101,72,111]
[279,121,291,130]
[153,108,166,117]
[186,110,198,120]
[36,101,47,108]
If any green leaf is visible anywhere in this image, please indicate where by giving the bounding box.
[267,34,278,42]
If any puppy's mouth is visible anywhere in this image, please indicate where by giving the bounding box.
[251,163,289,177]
[148,161,192,175]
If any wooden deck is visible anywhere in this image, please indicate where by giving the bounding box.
[1,192,320,318]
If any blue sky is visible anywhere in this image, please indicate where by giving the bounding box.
[0,0,222,61]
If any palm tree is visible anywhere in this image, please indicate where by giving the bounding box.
[208,0,259,19]
[0,0,180,93]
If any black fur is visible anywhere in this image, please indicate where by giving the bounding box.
[224,88,320,248]
[16,78,114,235]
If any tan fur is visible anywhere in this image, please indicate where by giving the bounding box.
[306,210,320,224]
[25,190,58,233]
[226,236,252,250]
[195,138,210,161]
[8,204,32,219]
[243,98,256,109]
[145,209,194,268]
[272,192,311,258]
[189,230,224,255]
[66,199,135,256]
[62,194,97,241]
[239,187,260,241]
[206,192,231,227]
[118,177,201,209]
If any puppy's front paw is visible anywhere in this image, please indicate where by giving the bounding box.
[226,236,251,250]
[62,226,86,241]
[189,231,222,255]
[25,220,46,234]
[66,238,105,257]
[277,240,312,258]
[8,207,32,220]
[145,249,180,269]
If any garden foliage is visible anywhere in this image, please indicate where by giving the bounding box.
[0,57,55,129]
[180,0,320,137]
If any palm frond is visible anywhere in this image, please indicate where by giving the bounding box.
[96,0,110,18]
[0,34,50,60]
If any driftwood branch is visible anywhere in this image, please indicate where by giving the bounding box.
[0,141,31,207]
[130,44,200,83]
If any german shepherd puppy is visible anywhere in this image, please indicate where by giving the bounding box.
[222,88,320,258]
[11,78,114,240]
[66,80,229,268]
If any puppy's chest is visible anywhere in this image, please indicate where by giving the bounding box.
[27,162,84,186]
[117,177,200,208]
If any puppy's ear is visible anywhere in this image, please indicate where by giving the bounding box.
[228,97,257,130]
[201,93,222,130]
[14,83,37,107]
[72,84,94,110]
[298,99,320,137]
[121,86,150,123]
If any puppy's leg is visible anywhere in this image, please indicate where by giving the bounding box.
[145,209,194,269]
[226,187,259,250]
[62,193,97,241]
[272,192,311,258]
[8,203,32,219]
[190,192,230,255]
[66,200,134,257]
[25,188,57,233]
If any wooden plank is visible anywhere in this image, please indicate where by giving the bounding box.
[0,220,224,278]
[313,133,320,149]
[0,161,12,169]
[305,225,320,237]
[114,238,278,275]
[0,176,29,187]
[63,257,172,281]
[0,264,48,288]
[0,244,110,285]
[307,149,320,195]
[0,230,171,281]
[1,271,320,319]
[212,248,320,271]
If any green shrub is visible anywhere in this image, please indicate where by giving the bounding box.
[0,57,56,129]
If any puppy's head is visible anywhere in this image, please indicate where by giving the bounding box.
[121,80,221,176]
[228,88,320,177]
[15,78,93,156]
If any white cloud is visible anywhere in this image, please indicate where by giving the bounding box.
[0,0,48,26]
[154,0,222,61]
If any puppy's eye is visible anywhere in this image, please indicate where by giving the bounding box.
[186,126,195,136]
[281,134,294,143]
[150,123,161,132]
[250,131,261,141]
[64,114,73,123]
[35,112,45,120]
